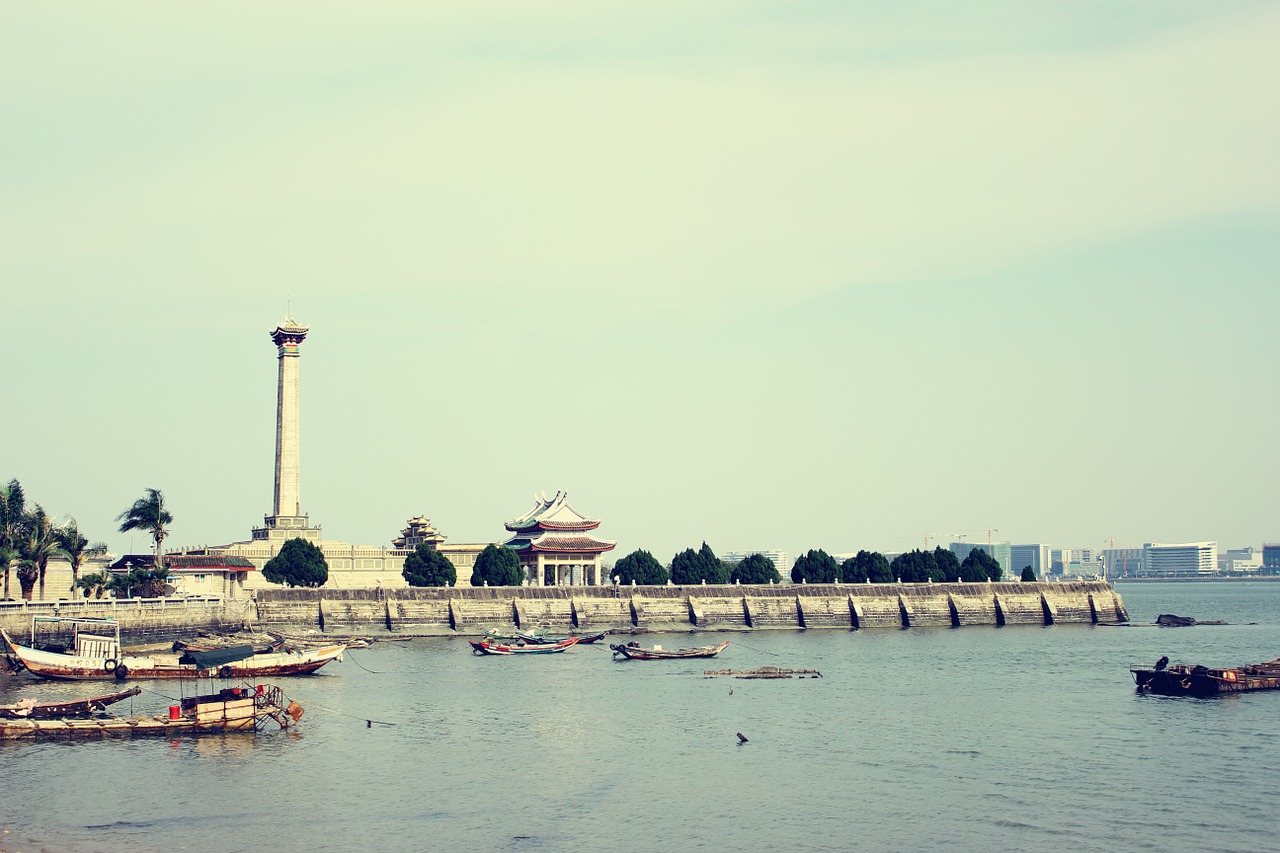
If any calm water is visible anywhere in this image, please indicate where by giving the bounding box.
[3,582,1279,853]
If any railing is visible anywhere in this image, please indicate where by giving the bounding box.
[0,596,225,616]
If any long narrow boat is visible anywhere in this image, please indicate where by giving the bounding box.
[2,618,344,681]
[469,637,580,656]
[0,683,304,740]
[1131,656,1280,697]
[515,630,608,645]
[0,686,143,719]
[610,640,730,660]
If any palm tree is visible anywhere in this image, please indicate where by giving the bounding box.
[75,571,111,599]
[0,544,15,602]
[24,505,63,601]
[0,479,27,600]
[16,558,39,600]
[56,518,107,596]
[116,488,173,569]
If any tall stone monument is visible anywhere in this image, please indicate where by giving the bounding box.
[252,317,320,543]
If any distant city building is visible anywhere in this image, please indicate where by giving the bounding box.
[950,542,1012,578]
[1140,542,1218,578]
[1009,544,1051,578]
[1102,548,1144,578]
[502,491,616,586]
[1219,547,1262,575]
[1263,544,1280,575]
[722,550,791,579]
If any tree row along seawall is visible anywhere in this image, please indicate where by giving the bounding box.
[259,581,1128,634]
[0,583,1127,642]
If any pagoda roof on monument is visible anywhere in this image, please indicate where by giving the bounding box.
[504,490,602,533]
[502,531,617,555]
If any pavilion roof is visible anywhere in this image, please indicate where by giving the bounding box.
[502,531,617,555]
[504,490,601,533]
[108,554,256,572]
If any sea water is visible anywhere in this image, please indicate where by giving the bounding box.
[2,581,1278,853]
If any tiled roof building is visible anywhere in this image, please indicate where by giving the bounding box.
[503,491,616,586]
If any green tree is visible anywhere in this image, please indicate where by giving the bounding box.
[731,553,780,585]
[840,554,868,583]
[889,549,943,583]
[865,551,894,583]
[116,488,173,571]
[0,544,15,601]
[670,542,728,585]
[612,549,668,585]
[263,537,329,588]
[699,543,729,584]
[670,548,701,585]
[471,544,524,587]
[791,549,840,583]
[75,571,111,599]
[56,518,106,596]
[402,543,456,587]
[1021,566,1037,582]
[23,505,62,600]
[841,549,894,584]
[961,547,1002,582]
[933,546,961,582]
[109,563,173,598]
[0,479,28,600]
[15,559,39,600]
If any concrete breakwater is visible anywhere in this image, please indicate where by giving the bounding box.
[255,581,1128,634]
[0,582,1127,643]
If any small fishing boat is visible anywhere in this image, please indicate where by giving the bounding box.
[469,637,581,656]
[2,617,344,681]
[0,683,304,740]
[515,630,608,645]
[610,640,730,660]
[1131,655,1280,696]
[0,686,143,719]
[702,666,822,679]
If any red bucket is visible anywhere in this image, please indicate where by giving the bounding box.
[168,705,180,720]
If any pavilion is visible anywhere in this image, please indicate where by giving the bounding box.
[502,491,616,586]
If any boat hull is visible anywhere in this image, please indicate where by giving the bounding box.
[611,640,730,660]
[469,637,580,655]
[1132,659,1280,697]
[2,630,343,681]
[0,685,302,740]
[0,686,143,719]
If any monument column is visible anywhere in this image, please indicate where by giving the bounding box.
[269,319,308,524]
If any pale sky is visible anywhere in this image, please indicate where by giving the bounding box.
[4,2,1277,564]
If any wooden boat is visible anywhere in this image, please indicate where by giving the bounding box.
[1,617,344,681]
[702,666,822,679]
[610,640,730,660]
[0,686,142,719]
[469,637,580,656]
[0,683,304,740]
[515,630,608,645]
[1131,656,1280,696]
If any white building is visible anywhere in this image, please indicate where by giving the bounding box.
[722,549,791,580]
[1219,547,1262,575]
[1141,542,1218,578]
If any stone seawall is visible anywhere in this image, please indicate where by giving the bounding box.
[0,583,1128,643]
[253,581,1128,633]
[0,597,249,646]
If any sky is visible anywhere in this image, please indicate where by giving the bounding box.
[3,2,1277,565]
